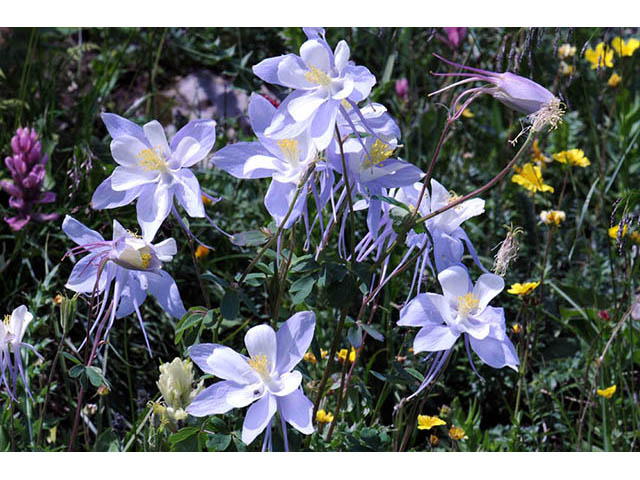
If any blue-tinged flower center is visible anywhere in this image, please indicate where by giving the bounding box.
[248,354,272,383]
[137,146,168,172]
[362,139,394,169]
[457,292,479,318]
[277,139,300,167]
[304,64,332,87]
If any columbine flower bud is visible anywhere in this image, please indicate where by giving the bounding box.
[156,358,204,423]
[59,293,78,335]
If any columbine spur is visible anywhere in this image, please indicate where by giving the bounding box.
[91,113,216,242]
[187,311,316,450]
[62,215,185,352]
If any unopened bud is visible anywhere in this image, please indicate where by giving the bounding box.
[59,293,78,335]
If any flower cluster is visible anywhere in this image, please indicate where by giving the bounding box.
[1,127,58,231]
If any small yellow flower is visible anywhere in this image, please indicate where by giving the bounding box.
[531,139,552,168]
[553,149,590,168]
[608,72,622,87]
[512,163,554,195]
[559,61,574,76]
[608,225,628,240]
[585,42,614,69]
[316,409,334,424]
[429,434,440,446]
[320,349,328,359]
[512,323,522,334]
[596,384,616,399]
[449,426,468,441]
[201,194,212,206]
[337,347,356,363]
[507,281,540,296]
[611,37,640,57]
[303,351,317,364]
[558,43,576,59]
[46,426,57,445]
[53,294,64,305]
[195,245,210,260]
[417,415,446,431]
[540,210,566,226]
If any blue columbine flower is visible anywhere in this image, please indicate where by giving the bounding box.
[1,305,42,400]
[253,28,376,150]
[398,265,518,398]
[187,312,316,450]
[62,215,186,353]
[91,113,216,242]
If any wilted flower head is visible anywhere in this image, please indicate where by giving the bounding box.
[1,305,42,400]
[156,358,204,423]
[1,127,58,231]
[493,225,523,277]
[430,54,564,132]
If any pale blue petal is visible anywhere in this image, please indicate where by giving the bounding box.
[398,293,447,327]
[248,93,276,136]
[333,40,350,72]
[438,265,472,305]
[277,55,315,90]
[206,346,258,384]
[110,166,157,191]
[187,380,242,416]
[189,343,220,374]
[253,55,290,86]
[213,142,279,179]
[472,273,504,312]
[91,176,142,210]
[275,311,316,375]
[111,135,149,168]
[469,334,519,371]
[287,89,327,123]
[145,270,186,318]
[170,119,216,157]
[300,39,332,73]
[143,120,171,158]
[102,113,148,145]
[62,215,104,245]
[309,99,339,150]
[115,272,147,318]
[244,324,278,370]
[174,169,205,218]
[277,388,314,435]
[264,179,307,229]
[413,324,459,353]
[136,183,173,242]
[242,393,277,445]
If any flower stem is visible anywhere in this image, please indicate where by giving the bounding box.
[335,125,357,258]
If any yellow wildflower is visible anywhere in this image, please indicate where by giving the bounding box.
[202,194,212,206]
[558,43,576,59]
[316,409,334,424]
[608,225,628,240]
[46,426,57,445]
[507,281,540,296]
[429,434,440,446]
[417,415,446,431]
[512,323,522,334]
[559,61,573,76]
[512,163,554,194]
[608,72,622,87]
[337,347,356,363]
[611,37,640,57]
[596,384,616,399]
[540,210,566,226]
[553,149,590,167]
[455,105,474,118]
[195,245,210,260]
[303,351,317,364]
[585,42,614,69]
[53,294,63,305]
[449,426,468,441]
[531,139,552,168]
[320,349,328,359]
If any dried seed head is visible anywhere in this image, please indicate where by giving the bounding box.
[493,224,524,277]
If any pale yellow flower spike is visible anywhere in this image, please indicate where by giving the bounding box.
[585,42,614,69]
[417,415,446,431]
[611,37,640,57]
[597,385,616,399]
[511,163,554,194]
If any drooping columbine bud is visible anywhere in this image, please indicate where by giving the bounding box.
[156,358,204,423]
[430,54,565,132]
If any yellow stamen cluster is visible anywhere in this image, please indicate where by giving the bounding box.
[457,292,479,317]
[126,229,143,239]
[507,281,540,296]
[304,64,332,87]
[341,99,352,110]
[137,146,168,171]
[417,415,446,431]
[596,385,616,399]
[540,210,566,226]
[248,354,270,378]
[277,138,300,164]
[3,314,10,326]
[140,253,152,270]
[316,409,334,424]
[529,97,565,132]
[363,139,394,169]
[553,149,590,168]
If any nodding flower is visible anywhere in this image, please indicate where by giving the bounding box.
[429,54,564,132]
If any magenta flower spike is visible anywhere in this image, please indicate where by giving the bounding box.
[1,127,58,231]
[430,54,564,131]
[443,28,467,49]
